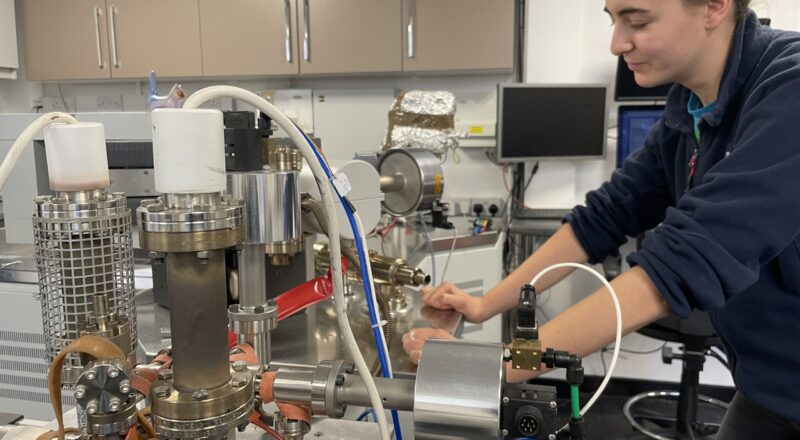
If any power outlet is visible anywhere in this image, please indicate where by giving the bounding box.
[97,95,123,111]
[43,96,76,113]
[470,198,506,218]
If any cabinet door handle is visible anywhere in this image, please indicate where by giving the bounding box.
[283,0,293,63]
[302,0,310,62]
[93,7,105,68]
[407,0,416,59]
[109,5,120,68]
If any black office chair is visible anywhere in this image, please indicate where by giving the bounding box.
[603,248,730,439]
[624,311,730,439]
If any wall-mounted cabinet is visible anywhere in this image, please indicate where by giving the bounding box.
[402,0,515,72]
[20,0,514,81]
[20,0,202,81]
[200,0,299,77]
[297,0,401,75]
[0,0,20,79]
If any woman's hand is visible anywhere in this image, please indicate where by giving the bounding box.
[420,281,487,323]
[401,328,455,364]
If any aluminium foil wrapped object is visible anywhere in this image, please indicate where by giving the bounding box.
[382,90,459,155]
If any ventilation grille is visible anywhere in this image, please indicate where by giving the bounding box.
[0,388,73,405]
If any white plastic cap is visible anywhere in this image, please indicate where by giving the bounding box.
[43,122,110,192]
[151,109,226,194]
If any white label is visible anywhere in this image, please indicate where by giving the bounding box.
[331,172,352,197]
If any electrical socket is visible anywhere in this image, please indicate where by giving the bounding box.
[470,198,506,218]
[43,96,76,113]
[97,95,123,111]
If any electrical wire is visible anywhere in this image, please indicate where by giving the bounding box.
[418,213,436,286]
[706,347,730,371]
[0,112,78,191]
[570,384,581,419]
[529,263,622,433]
[183,86,390,440]
[439,228,458,282]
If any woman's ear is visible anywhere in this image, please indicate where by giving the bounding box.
[704,0,735,29]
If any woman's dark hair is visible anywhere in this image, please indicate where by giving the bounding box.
[683,0,752,22]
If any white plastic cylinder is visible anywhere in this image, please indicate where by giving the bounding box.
[43,122,110,191]
[151,108,226,194]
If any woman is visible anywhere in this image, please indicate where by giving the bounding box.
[403,0,800,437]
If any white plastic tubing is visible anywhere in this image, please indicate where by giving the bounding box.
[529,262,622,432]
[0,112,78,191]
[183,86,391,440]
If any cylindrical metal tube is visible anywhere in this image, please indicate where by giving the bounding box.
[264,170,302,245]
[238,244,267,308]
[165,251,230,391]
[273,368,315,405]
[380,174,406,193]
[340,375,416,412]
[414,340,505,440]
[227,172,271,244]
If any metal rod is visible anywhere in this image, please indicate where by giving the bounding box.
[380,174,406,193]
[166,252,230,391]
[340,374,416,412]
[238,244,266,308]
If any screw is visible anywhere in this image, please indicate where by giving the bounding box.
[85,370,97,381]
[153,386,170,399]
[231,378,247,388]
[549,435,557,440]
[232,360,248,372]
[86,404,98,415]
[107,368,120,378]
[196,251,211,259]
[109,400,121,413]
[157,369,173,380]
[549,401,557,409]
[192,389,209,401]
[502,429,509,437]
[119,381,131,394]
[74,386,87,400]
[502,396,509,404]
[335,374,344,386]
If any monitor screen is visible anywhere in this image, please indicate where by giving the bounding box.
[614,56,673,101]
[617,105,664,168]
[496,84,608,163]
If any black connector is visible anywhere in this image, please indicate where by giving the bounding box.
[513,284,538,340]
[569,416,588,440]
[542,348,584,386]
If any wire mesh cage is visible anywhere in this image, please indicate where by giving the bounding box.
[32,192,135,383]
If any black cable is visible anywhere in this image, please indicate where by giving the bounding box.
[705,348,731,371]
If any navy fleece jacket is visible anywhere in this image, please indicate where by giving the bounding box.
[566,12,800,422]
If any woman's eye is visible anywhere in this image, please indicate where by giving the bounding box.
[631,22,648,29]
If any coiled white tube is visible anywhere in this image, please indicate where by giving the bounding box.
[529,262,622,432]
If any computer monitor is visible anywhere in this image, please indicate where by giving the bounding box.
[614,56,673,101]
[496,84,608,163]
[616,105,665,168]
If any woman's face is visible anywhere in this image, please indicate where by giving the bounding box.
[605,0,711,87]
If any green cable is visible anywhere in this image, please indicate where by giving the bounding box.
[570,384,582,419]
